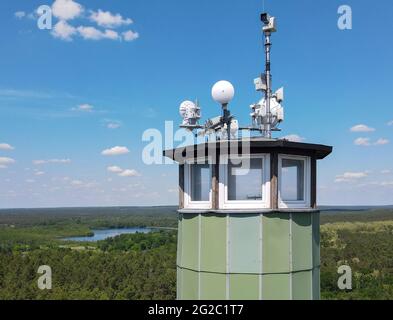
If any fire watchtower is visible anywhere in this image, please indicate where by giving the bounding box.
[164,11,333,300]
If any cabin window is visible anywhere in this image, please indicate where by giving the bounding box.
[219,154,270,209]
[184,159,212,209]
[190,163,210,201]
[228,158,263,201]
[278,155,310,208]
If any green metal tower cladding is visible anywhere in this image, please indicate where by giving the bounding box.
[164,140,332,300]
[163,11,332,300]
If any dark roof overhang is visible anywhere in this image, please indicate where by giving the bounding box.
[163,138,332,163]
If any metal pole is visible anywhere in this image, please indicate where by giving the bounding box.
[264,31,272,139]
[222,103,231,141]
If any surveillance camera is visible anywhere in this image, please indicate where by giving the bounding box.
[262,16,277,33]
[261,13,270,25]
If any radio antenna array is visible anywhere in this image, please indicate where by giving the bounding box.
[178,12,284,141]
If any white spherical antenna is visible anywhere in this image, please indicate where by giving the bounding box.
[211,80,235,105]
[179,100,196,117]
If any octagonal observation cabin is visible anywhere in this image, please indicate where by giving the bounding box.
[164,137,332,300]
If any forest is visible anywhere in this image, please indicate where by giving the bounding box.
[0,206,393,300]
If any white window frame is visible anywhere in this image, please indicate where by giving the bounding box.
[219,154,270,209]
[183,157,212,209]
[278,154,311,209]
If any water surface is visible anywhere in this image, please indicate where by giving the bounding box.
[63,227,152,242]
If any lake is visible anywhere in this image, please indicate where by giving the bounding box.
[63,227,152,242]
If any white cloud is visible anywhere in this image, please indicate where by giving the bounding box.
[101,146,130,156]
[350,124,375,132]
[77,26,105,40]
[0,88,54,99]
[388,120,393,126]
[33,1,139,43]
[107,165,140,177]
[90,9,133,28]
[381,170,391,174]
[103,29,120,40]
[107,121,121,129]
[335,171,368,183]
[72,103,94,112]
[107,166,123,173]
[282,134,305,143]
[354,137,371,146]
[0,143,14,151]
[77,26,120,41]
[342,172,368,179]
[71,179,83,186]
[33,160,47,165]
[15,11,26,19]
[123,30,139,42]
[102,119,122,129]
[33,159,71,165]
[0,157,15,168]
[51,23,121,42]
[333,178,346,183]
[118,169,141,177]
[34,171,45,176]
[374,138,389,146]
[27,12,37,20]
[51,20,77,41]
[84,181,99,189]
[354,137,389,146]
[52,0,83,20]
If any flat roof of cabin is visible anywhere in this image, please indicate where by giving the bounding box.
[163,137,333,162]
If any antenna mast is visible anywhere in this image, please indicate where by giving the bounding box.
[264,29,272,138]
[261,13,276,138]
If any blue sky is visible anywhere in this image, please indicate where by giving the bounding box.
[0,0,392,208]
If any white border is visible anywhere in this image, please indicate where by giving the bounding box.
[184,157,212,209]
[278,154,311,209]
[219,154,271,209]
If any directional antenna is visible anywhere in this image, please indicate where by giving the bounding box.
[211,80,236,140]
[179,100,202,130]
